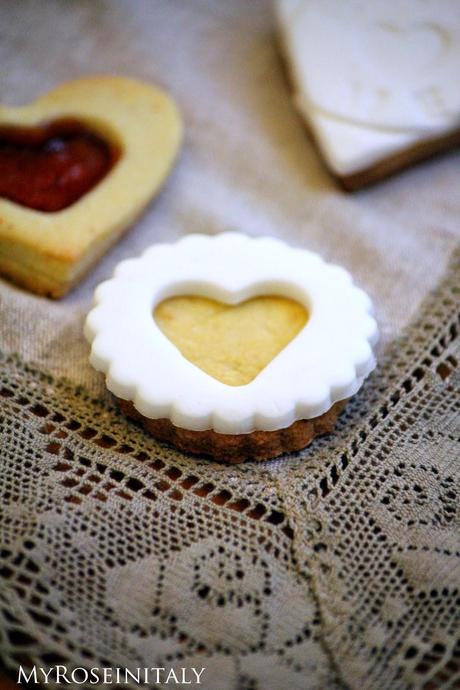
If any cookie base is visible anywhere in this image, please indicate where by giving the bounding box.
[0,213,138,299]
[336,127,460,192]
[0,248,85,299]
[117,398,346,463]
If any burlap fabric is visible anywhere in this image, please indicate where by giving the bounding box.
[1,2,459,689]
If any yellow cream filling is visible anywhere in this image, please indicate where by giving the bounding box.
[154,295,308,386]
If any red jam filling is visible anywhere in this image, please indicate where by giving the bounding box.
[0,119,119,212]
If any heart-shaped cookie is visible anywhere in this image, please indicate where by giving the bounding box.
[0,76,182,297]
[154,295,309,386]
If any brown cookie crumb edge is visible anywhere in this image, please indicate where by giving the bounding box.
[117,397,347,464]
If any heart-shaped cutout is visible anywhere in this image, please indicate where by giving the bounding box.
[0,118,120,212]
[154,294,309,386]
[0,76,181,297]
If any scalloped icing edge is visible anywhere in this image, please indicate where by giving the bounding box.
[84,233,378,434]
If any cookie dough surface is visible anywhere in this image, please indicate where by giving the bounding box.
[155,295,308,386]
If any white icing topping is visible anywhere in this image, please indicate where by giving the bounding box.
[277,0,460,174]
[85,233,378,434]
[278,0,460,131]
[300,107,421,177]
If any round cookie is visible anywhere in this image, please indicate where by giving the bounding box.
[85,233,378,463]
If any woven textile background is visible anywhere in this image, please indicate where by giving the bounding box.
[0,2,459,689]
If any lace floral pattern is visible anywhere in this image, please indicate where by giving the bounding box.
[0,255,459,690]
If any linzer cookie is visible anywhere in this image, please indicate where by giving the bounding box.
[0,76,182,297]
[85,233,378,463]
[276,0,460,190]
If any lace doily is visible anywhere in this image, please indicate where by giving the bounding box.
[0,254,459,690]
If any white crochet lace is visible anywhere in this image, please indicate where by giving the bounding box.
[0,255,458,690]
